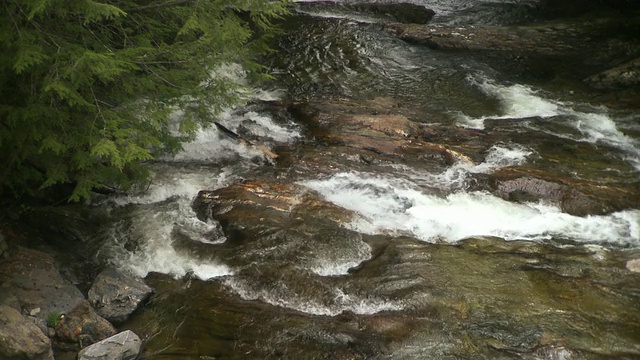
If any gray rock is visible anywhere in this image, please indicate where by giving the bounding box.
[0,304,54,360]
[88,267,153,324]
[77,330,141,360]
[0,247,85,323]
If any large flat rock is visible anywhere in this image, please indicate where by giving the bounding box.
[0,305,54,360]
[0,247,85,322]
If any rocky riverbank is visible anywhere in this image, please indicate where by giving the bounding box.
[0,228,150,360]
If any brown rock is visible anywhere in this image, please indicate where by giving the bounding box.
[194,181,355,232]
[55,300,116,350]
[288,98,486,163]
[0,305,54,360]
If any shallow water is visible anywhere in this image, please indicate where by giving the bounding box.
[85,1,640,359]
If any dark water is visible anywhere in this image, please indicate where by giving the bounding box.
[82,1,640,359]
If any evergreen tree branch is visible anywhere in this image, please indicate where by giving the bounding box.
[128,0,195,13]
[0,0,289,201]
[142,64,181,88]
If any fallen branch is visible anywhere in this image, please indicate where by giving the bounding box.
[214,122,278,159]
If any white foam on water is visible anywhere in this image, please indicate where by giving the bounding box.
[574,112,640,169]
[171,107,300,163]
[110,165,238,206]
[102,64,288,280]
[433,143,533,188]
[104,157,240,279]
[476,78,562,119]
[455,77,560,129]
[109,201,231,280]
[457,76,640,169]
[172,124,266,163]
[475,143,533,171]
[301,172,640,246]
[308,241,372,276]
[219,110,302,144]
[225,278,403,316]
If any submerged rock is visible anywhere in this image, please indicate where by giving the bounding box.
[77,330,141,360]
[585,57,640,89]
[0,305,54,360]
[88,267,153,324]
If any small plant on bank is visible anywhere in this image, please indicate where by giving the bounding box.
[46,311,61,328]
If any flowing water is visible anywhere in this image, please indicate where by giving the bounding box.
[85,1,640,359]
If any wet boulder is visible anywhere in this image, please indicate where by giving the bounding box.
[288,98,422,155]
[55,300,116,350]
[384,23,580,55]
[194,181,355,237]
[0,247,85,324]
[488,167,639,216]
[384,17,640,63]
[77,330,141,360]
[0,305,54,360]
[287,98,486,167]
[585,57,640,89]
[88,267,153,324]
[192,181,371,274]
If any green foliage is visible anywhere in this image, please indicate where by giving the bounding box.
[46,310,61,328]
[0,0,290,201]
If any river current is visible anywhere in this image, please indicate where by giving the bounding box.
[91,1,640,359]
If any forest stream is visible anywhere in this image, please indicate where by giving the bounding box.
[15,1,640,359]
